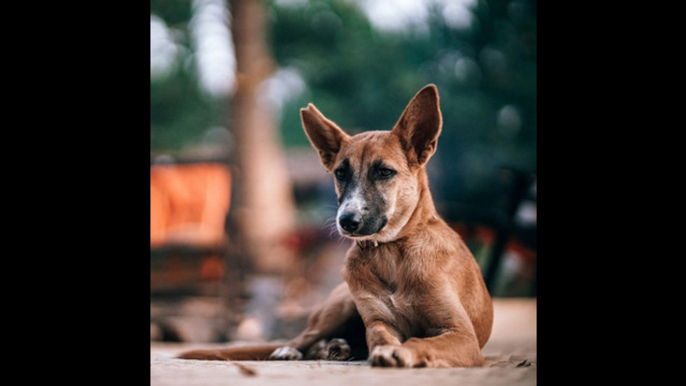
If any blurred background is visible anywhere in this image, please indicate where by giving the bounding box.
[150,0,536,344]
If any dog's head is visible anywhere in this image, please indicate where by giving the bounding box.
[301,84,443,243]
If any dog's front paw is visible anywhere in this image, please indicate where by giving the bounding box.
[369,345,416,368]
[269,346,303,360]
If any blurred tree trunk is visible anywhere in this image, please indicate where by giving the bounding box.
[228,0,296,275]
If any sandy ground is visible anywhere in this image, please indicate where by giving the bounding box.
[151,298,536,386]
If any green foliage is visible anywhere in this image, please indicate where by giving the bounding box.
[150,68,228,151]
[269,0,536,208]
[150,0,228,153]
[150,0,193,26]
[150,0,536,209]
[272,1,435,147]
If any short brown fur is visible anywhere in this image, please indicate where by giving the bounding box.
[178,84,493,368]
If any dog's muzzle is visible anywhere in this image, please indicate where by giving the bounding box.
[338,212,387,237]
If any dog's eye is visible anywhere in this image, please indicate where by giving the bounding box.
[378,168,396,178]
[334,168,347,180]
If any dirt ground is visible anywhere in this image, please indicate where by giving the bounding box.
[151,298,536,386]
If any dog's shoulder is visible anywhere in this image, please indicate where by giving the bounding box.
[403,217,464,254]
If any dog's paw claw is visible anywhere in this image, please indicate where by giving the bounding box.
[369,345,415,368]
[269,346,303,360]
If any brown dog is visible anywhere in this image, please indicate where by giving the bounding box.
[178,84,493,368]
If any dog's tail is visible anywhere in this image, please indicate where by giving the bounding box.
[177,344,282,361]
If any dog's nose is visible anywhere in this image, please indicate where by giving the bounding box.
[339,212,361,233]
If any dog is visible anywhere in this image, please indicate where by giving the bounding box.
[178,84,494,368]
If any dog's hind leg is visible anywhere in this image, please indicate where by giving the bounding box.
[304,338,351,360]
[270,282,362,360]
[178,282,362,362]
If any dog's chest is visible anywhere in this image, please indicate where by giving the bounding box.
[367,248,423,331]
[375,282,424,338]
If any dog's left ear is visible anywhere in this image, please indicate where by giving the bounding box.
[392,84,443,167]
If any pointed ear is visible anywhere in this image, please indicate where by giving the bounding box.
[392,84,443,166]
[301,103,350,171]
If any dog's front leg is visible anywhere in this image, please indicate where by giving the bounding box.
[364,318,412,367]
[366,321,413,367]
[400,329,485,368]
[351,295,413,367]
[365,320,402,347]
[368,323,484,368]
[350,276,485,368]
[344,258,414,366]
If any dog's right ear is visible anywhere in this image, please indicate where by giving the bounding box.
[301,103,350,171]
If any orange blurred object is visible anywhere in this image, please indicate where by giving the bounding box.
[201,255,225,281]
[150,163,232,248]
